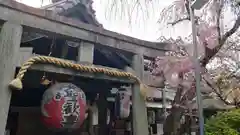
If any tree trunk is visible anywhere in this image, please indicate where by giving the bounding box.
[163,107,184,135]
[163,74,184,135]
[163,78,196,135]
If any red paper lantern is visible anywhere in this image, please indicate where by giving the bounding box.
[41,83,86,130]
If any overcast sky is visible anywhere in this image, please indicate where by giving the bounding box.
[13,0,236,42]
[92,0,191,41]
[15,0,193,41]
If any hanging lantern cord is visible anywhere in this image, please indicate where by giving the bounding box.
[41,37,56,85]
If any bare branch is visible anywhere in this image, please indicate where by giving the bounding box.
[220,16,240,45]
[168,17,190,25]
[184,0,191,18]
[216,0,224,42]
[167,0,194,26]
[202,76,231,105]
[168,15,201,26]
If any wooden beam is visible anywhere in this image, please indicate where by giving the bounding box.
[17,52,135,84]
[28,64,135,83]
[0,1,168,58]
[0,22,22,135]
[131,54,148,135]
[17,49,164,86]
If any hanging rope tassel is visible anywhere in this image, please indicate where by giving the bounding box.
[9,56,148,98]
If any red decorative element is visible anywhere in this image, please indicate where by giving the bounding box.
[41,83,86,130]
[42,96,65,129]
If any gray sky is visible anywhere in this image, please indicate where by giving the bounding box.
[92,0,191,41]
[13,0,236,42]
[16,0,192,41]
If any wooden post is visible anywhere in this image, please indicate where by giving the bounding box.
[97,91,108,135]
[131,54,148,135]
[60,42,69,59]
[162,82,167,120]
[77,41,94,63]
[0,22,22,135]
[77,41,94,134]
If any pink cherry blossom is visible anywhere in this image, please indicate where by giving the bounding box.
[198,22,218,49]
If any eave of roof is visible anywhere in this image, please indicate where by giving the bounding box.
[41,0,101,26]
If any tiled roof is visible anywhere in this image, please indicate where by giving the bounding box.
[41,0,101,26]
[22,0,101,43]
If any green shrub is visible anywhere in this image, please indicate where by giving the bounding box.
[205,109,240,135]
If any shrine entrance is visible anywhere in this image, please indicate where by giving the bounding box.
[0,1,168,135]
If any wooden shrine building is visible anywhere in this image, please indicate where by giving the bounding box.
[0,0,169,135]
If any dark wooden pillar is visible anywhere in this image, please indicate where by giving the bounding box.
[162,83,167,119]
[0,22,22,135]
[97,90,108,135]
[131,54,148,135]
[77,40,95,135]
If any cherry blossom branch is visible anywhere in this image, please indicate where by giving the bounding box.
[201,15,240,67]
